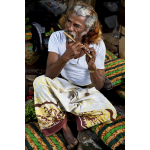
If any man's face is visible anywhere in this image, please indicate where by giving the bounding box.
[65,10,88,42]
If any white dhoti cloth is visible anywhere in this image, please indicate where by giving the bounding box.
[33,75,117,136]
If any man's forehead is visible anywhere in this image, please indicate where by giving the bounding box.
[68,10,87,26]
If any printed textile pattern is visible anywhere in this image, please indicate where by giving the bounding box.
[104,58,125,87]
[105,50,118,61]
[25,42,40,65]
[91,113,125,150]
[33,75,117,136]
[115,83,125,99]
[75,108,116,131]
[25,28,32,41]
[25,122,69,150]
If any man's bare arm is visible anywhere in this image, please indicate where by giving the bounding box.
[45,52,68,79]
[45,41,85,79]
[86,47,105,90]
[90,69,105,90]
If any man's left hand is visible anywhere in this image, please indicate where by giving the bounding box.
[86,47,97,70]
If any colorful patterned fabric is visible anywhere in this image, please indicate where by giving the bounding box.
[33,75,117,136]
[25,42,40,65]
[114,105,125,117]
[25,122,69,150]
[105,50,118,61]
[45,28,54,37]
[115,83,125,99]
[91,113,125,150]
[104,58,125,87]
[25,28,32,41]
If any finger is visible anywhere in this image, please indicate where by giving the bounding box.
[66,41,74,47]
[88,47,94,50]
[68,41,75,46]
[87,59,93,66]
[72,42,84,49]
[88,48,96,58]
[76,45,86,51]
[86,54,90,63]
[88,47,96,53]
[73,45,86,54]
[87,48,95,55]
[91,51,96,59]
[86,54,95,64]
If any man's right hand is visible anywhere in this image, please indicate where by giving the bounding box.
[63,41,86,60]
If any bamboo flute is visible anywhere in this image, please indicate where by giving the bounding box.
[64,32,93,58]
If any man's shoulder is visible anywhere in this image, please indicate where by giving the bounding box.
[99,39,105,48]
[91,39,105,49]
[50,30,65,44]
[52,30,64,38]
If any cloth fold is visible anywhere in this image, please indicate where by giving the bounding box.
[33,75,117,136]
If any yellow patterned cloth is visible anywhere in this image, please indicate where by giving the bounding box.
[33,75,117,136]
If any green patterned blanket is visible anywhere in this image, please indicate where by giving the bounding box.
[105,58,125,87]
[25,122,69,150]
[91,113,125,150]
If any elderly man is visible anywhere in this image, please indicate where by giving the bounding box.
[33,1,117,149]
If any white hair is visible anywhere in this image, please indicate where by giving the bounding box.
[72,4,97,30]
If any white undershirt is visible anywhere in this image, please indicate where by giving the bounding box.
[48,30,106,86]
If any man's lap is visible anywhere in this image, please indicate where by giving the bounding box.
[33,75,116,115]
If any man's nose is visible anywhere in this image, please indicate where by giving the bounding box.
[68,23,74,32]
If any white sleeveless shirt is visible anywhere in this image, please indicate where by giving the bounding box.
[48,30,106,86]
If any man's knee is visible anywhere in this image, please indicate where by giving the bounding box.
[33,75,54,90]
[33,75,47,89]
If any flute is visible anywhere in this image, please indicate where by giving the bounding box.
[64,32,93,58]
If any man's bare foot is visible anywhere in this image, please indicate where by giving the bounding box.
[62,123,78,149]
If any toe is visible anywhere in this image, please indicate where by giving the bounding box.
[67,144,74,150]
[73,139,78,145]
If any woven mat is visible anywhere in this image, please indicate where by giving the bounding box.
[91,105,125,150]
[25,122,69,150]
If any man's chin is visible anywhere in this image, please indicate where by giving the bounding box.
[74,57,78,59]
[64,30,76,39]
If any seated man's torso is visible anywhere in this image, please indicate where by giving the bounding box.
[48,30,106,86]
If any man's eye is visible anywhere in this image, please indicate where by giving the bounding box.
[67,19,71,23]
[74,25,80,28]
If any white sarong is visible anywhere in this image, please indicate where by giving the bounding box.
[33,75,117,136]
